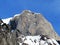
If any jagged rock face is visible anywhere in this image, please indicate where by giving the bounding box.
[10,10,60,40]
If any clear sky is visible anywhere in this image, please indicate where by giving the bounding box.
[0,0,60,36]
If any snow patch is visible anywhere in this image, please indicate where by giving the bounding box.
[14,14,20,17]
[2,17,12,24]
[2,14,20,24]
[18,35,59,45]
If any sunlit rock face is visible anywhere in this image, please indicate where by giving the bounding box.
[6,10,60,40]
[1,10,60,45]
[14,10,60,40]
[0,22,59,45]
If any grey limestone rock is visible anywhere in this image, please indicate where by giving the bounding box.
[10,10,60,40]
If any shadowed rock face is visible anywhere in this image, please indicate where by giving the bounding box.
[57,40,60,44]
[10,10,60,40]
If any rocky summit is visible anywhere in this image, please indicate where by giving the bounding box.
[0,10,60,45]
[10,10,60,40]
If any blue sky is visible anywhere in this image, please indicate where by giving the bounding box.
[0,0,60,35]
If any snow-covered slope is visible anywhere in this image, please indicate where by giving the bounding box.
[18,35,59,45]
[2,14,20,24]
[2,17,12,24]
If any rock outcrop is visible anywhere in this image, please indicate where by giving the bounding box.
[13,10,60,40]
[9,10,60,40]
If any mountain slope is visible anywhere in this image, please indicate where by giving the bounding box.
[12,10,60,40]
[1,10,60,45]
[2,10,60,40]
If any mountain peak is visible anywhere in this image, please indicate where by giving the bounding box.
[1,10,60,45]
